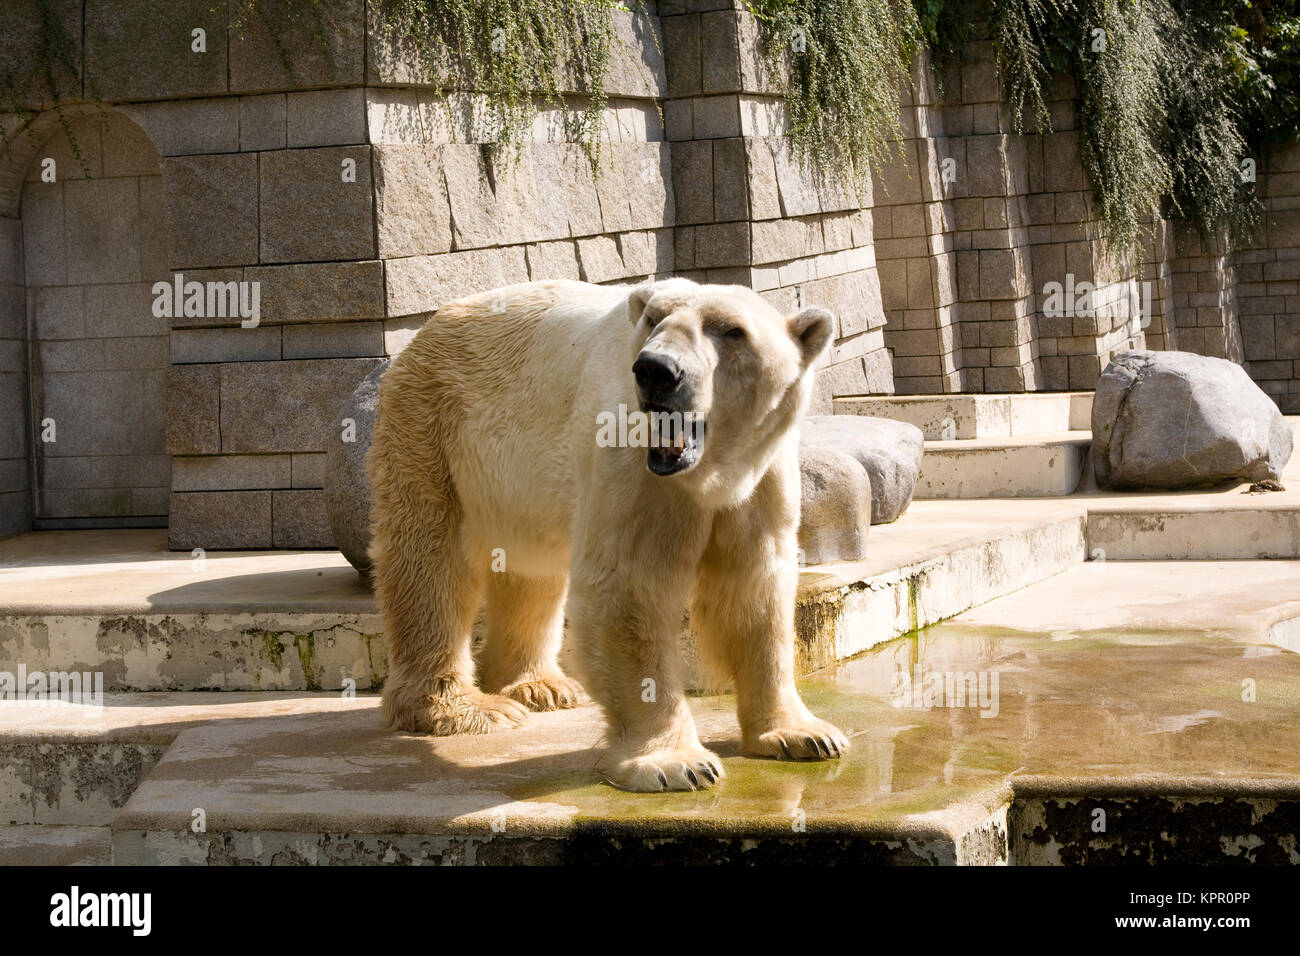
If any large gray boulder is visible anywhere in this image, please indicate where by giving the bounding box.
[325,359,389,578]
[798,446,872,566]
[800,415,925,524]
[1092,350,1293,489]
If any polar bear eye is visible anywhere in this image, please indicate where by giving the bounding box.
[721,325,747,341]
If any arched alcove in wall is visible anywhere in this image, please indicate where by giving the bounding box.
[4,108,171,530]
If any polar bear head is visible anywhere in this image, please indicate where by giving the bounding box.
[626,278,833,494]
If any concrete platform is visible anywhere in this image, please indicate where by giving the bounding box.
[99,562,1300,865]
[3,399,1300,865]
[834,392,1093,439]
[7,477,1300,692]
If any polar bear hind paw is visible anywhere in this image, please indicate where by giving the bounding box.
[501,675,584,711]
[391,691,529,735]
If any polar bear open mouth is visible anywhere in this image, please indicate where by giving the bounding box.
[643,403,707,476]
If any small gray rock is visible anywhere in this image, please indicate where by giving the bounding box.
[798,446,872,565]
[800,415,925,523]
[1092,350,1293,489]
[325,359,390,578]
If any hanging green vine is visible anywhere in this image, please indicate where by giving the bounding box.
[1073,0,1175,265]
[953,0,1285,264]
[746,0,921,190]
[224,0,635,166]
[367,0,631,165]
[744,0,1288,265]
[987,0,1071,136]
[3,0,639,169]
[1160,0,1261,252]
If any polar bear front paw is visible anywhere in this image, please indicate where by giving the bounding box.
[744,717,850,761]
[501,675,584,711]
[600,748,725,792]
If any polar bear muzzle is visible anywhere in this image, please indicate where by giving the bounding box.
[634,351,707,476]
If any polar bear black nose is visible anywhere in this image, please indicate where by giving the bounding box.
[633,352,683,399]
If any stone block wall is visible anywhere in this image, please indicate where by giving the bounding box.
[659,1,893,412]
[1239,142,1300,412]
[1167,224,1243,363]
[867,28,1190,396]
[142,2,674,549]
[1021,74,1169,390]
[936,41,1041,395]
[871,50,965,395]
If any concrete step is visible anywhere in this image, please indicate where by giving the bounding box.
[7,558,1300,863]
[1077,444,1300,559]
[0,509,1089,692]
[0,825,110,865]
[834,392,1093,439]
[0,530,385,694]
[104,696,1010,866]
[915,432,1091,498]
[793,500,1085,668]
[1086,501,1300,560]
[0,693,373,826]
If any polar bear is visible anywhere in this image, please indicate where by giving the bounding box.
[367,277,849,791]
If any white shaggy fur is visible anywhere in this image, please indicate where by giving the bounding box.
[367,277,849,791]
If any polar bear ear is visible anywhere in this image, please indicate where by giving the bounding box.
[627,283,655,325]
[788,307,835,366]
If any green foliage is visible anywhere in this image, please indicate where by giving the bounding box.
[1225,0,1300,146]
[750,0,1290,265]
[966,0,1282,265]
[370,0,632,164]
[747,0,1276,264]
[2,0,1293,269]
[914,0,973,72]
[988,0,1071,134]
[1073,0,1175,265]
[746,0,921,190]
[1161,0,1261,251]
